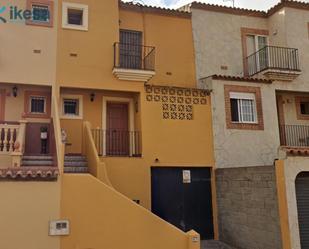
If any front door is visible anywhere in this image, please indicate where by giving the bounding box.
[151,167,214,240]
[106,102,129,156]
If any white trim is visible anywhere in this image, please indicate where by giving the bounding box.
[230,92,255,100]
[112,68,156,82]
[102,96,135,156]
[62,2,88,31]
[60,94,83,120]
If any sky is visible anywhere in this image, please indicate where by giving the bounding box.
[122,0,309,11]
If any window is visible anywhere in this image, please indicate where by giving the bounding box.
[225,85,264,130]
[30,96,46,114]
[296,96,309,120]
[24,91,51,118]
[62,2,88,31]
[230,92,257,123]
[63,99,79,115]
[26,0,54,27]
[300,102,309,115]
[61,94,83,119]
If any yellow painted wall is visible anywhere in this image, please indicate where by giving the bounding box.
[1,0,57,86]
[119,9,196,87]
[56,1,196,89]
[61,174,199,249]
[0,84,51,122]
[0,180,61,249]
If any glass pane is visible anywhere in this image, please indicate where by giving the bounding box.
[32,4,50,22]
[68,8,83,25]
[230,98,239,122]
[240,99,256,122]
[30,97,45,113]
[301,102,309,115]
[258,36,267,50]
[246,35,256,56]
[64,99,78,115]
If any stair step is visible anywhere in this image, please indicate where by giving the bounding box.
[22,155,53,161]
[64,161,88,167]
[64,156,87,162]
[22,160,54,166]
[64,166,89,173]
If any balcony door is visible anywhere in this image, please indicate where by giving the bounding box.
[247,35,268,72]
[120,29,142,69]
[106,102,129,156]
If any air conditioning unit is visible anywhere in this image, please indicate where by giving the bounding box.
[49,220,70,236]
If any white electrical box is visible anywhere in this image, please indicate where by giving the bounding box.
[49,220,70,236]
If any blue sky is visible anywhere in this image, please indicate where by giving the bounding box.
[123,0,309,10]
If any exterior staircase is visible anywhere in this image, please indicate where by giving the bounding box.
[21,155,54,167]
[64,155,88,173]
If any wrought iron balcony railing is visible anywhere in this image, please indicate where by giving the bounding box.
[91,129,142,157]
[246,46,300,77]
[113,42,155,71]
[279,125,309,147]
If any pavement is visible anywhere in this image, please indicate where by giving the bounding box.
[201,240,237,249]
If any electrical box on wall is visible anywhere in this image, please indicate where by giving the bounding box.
[49,220,70,236]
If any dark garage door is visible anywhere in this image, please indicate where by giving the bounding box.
[296,172,309,249]
[151,167,214,240]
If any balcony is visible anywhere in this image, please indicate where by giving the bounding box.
[91,129,142,157]
[246,46,301,81]
[112,42,156,82]
[279,125,309,148]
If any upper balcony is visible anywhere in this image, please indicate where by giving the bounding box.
[246,46,301,81]
[112,42,156,82]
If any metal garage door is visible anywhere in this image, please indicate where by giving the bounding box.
[296,172,309,249]
[151,167,214,240]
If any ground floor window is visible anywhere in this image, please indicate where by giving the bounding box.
[61,94,83,119]
[230,92,257,123]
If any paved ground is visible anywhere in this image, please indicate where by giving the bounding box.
[201,240,237,249]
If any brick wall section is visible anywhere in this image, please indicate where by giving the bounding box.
[216,166,282,249]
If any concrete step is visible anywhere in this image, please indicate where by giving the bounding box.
[64,155,87,162]
[22,160,54,166]
[64,166,89,173]
[64,161,88,167]
[22,155,53,161]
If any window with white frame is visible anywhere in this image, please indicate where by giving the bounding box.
[30,96,46,114]
[61,95,83,119]
[62,2,88,31]
[230,92,257,123]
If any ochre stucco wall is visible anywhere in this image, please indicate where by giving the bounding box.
[0,0,57,86]
[0,180,61,249]
[61,174,197,249]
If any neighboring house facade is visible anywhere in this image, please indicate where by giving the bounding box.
[0,0,60,249]
[57,0,215,249]
[189,1,309,249]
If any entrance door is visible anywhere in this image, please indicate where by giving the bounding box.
[120,29,142,69]
[106,102,129,156]
[296,172,309,248]
[151,167,214,240]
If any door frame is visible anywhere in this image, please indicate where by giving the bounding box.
[102,96,135,156]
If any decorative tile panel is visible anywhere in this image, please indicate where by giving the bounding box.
[145,85,209,120]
